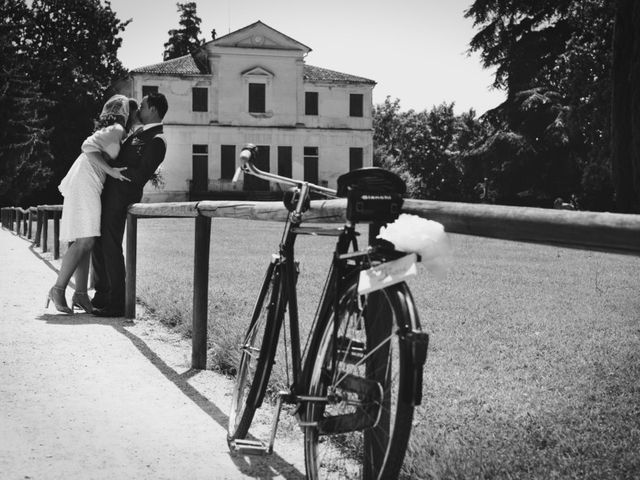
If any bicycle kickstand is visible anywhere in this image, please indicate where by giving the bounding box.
[230,390,290,455]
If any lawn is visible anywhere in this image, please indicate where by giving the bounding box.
[133,217,640,479]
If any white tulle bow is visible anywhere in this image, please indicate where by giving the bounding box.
[377,214,451,277]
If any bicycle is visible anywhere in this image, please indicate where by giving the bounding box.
[228,144,429,479]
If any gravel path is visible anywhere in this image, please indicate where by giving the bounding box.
[0,228,306,480]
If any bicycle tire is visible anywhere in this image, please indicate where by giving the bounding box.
[302,275,422,479]
[227,262,284,441]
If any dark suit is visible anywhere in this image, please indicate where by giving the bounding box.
[92,125,167,311]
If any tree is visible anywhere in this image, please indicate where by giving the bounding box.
[26,0,129,203]
[0,0,53,205]
[465,0,617,209]
[373,97,485,201]
[163,2,204,61]
[460,89,581,206]
[610,0,640,212]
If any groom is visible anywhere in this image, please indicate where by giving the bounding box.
[91,92,169,317]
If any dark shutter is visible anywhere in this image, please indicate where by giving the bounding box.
[142,85,159,97]
[305,92,318,115]
[192,145,208,192]
[221,145,236,180]
[304,147,319,184]
[350,93,363,117]
[349,147,363,170]
[249,83,266,113]
[278,146,292,178]
[243,145,270,192]
[192,87,208,112]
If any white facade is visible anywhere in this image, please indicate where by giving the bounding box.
[116,21,375,202]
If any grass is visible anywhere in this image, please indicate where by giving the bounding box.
[133,217,640,479]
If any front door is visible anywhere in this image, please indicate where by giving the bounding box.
[192,145,208,192]
[243,145,270,192]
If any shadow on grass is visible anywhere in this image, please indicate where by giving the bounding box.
[36,312,305,479]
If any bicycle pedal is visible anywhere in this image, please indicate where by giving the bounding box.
[230,438,272,455]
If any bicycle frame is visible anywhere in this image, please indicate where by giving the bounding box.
[237,152,363,404]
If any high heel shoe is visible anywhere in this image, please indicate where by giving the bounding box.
[71,291,94,314]
[46,286,73,314]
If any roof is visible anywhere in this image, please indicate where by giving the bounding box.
[304,64,375,85]
[130,55,375,85]
[207,20,312,53]
[130,55,206,75]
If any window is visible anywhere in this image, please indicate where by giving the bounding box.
[192,87,208,112]
[243,66,273,115]
[192,144,208,192]
[349,147,363,170]
[142,85,158,97]
[278,146,292,178]
[350,93,363,117]
[305,92,318,115]
[221,145,236,180]
[304,147,319,184]
[249,83,266,113]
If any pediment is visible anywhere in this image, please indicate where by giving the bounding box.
[241,66,274,78]
[209,21,311,53]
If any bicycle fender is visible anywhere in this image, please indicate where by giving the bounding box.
[393,284,429,406]
[400,330,429,405]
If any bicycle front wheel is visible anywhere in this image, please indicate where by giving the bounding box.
[227,261,283,442]
[303,277,421,479]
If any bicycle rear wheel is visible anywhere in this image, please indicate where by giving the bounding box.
[227,261,283,441]
[302,276,422,479]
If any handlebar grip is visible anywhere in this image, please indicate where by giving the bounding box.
[240,143,258,161]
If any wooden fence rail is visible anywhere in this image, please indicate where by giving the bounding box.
[3,200,640,369]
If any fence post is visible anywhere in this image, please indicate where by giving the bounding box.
[21,210,28,236]
[125,214,137,319]
[34,208,43,247]
[41,209,48,253]
[16,209,23,235]
[27,208,35,239]
[192,215,211,370]
[53,211,60,259]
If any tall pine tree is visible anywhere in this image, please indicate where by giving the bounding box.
[163,2,204,61]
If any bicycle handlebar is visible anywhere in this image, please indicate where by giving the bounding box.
[238,146,337,198]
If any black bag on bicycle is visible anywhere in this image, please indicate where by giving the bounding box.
[337,167,406,224]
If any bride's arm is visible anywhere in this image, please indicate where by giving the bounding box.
[83,125,130,181]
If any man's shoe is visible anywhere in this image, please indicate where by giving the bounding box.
[92,307,125,317]
[91,294,108,310]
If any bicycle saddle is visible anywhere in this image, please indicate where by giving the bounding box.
[337,167,406,223]
[336,167,406,197]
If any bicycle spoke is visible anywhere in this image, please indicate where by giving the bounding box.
[304,280,417,479]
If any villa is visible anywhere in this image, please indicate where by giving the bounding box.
[115,21,376,201]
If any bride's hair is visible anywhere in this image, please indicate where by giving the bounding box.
[94,94,129,131]
[95,113,126,131]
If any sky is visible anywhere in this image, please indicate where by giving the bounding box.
[107,0,506,115]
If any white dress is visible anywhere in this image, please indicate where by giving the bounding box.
[58,124,125,241]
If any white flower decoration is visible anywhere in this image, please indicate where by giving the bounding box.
[377,214,451,277]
